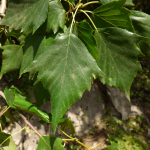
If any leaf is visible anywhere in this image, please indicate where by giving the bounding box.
[4,87,15,106]
[0,45,23,77]
[130,11,150,60]
[94,27,143,100]
[76,21,99,59]
[21,33,103,132]
[59,118,75,134]
[33,82,50,107]
[46,0,66,33]
[20,34,46,75]
[102,142,118,150]
[0,0,49,33]
[37,136,64,150]
[4,86,50,123]
[0,132,17,150]
[100,0,134,6]
[91,0,133,32]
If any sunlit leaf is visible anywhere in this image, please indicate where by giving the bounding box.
[21,33,103,132]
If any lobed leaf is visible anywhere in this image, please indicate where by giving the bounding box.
[21,33,104,132]
[94,27,143,100]
[0,0,49,33]
[0,45,23,77]
[92,0,133,32]
[130,11,150,60]
[46,0,66,33]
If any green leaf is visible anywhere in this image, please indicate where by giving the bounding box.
[37,136,64,150]
[76,21,99,59]
[91,0,133,32]
[21,33,103,132]
[59,118,75,134]
[0,132,17,150]
[130,11,150,60]
[33,82,50,107]
[4,86,50,123]
[100,0,134,6]
[0,45,23,77]
[4,87,15,106]
[20,34,46,75]
[102,142,118,150]
[94,27,143,100]
[46,0,66,33]
[0,0,49,33]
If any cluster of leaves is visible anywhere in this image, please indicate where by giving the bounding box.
[0,0,150,149]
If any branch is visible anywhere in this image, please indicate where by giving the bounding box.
[17,111,41,138]
[0,0,6,18]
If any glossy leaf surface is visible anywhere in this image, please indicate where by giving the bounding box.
[130,10,150,60]
[1,45,23,77]
[37,136,64,150]
[92,0,133,32]
[0,0,49,33]
[94,27,143,100]
[21,33,103,132]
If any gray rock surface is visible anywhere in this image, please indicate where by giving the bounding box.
[106,85,131,120]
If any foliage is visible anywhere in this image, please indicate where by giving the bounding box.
[0,0,150,149]
[102,116,149,150]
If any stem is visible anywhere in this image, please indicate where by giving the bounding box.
[0,127,25,147]
[79,9,98,31]
[0,106,10,118]
[70,3,83,34]
[82,1,100,8]
[64,0,74,9]
[90,142,104,149]
[0,122,2,132]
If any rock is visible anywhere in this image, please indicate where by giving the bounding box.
[106,85,131,120]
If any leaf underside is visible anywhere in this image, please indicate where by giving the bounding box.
[21,33,103,132]
[94,27,143,100]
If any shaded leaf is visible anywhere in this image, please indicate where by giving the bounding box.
[76,21,99,59]
[37,136,64,150]
[92,0,133,32]
[46,0,66,33]
[0,0,49,33]
[100,0,134,6]
[59,118,75,134]
[33,82,50,107]
[21,33,103,132]
[0,45,23,77]
[20,34,46,75]
[0,132,17,150]
[130,10,150,60]
[94,27,143,100]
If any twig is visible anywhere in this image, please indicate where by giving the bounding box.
[17,110,41,138]
[0,0,6,18]
[66,5,78,15]
[0,106,8,117]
